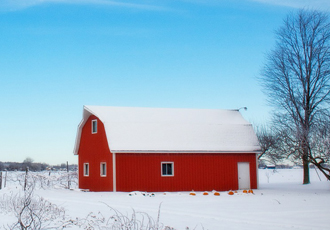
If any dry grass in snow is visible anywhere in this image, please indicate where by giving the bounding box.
[0,169,329,229]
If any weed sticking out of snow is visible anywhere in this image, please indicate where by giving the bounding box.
[0,184,67,229]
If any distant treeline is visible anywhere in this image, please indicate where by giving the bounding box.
[0,160,77,172]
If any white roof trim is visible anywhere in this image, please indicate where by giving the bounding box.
[111,150,262,154]
[73,106,98,155]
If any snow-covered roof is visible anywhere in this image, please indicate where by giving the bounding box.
[73,106,261,155]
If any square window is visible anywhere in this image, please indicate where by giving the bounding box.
[100,163,106,177]
[92,119,97,134]
[161,162,174,176]
[84,163,89,177]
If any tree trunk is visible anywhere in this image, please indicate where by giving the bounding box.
[303,155,310,184]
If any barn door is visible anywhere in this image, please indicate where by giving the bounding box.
[238,162,250,190]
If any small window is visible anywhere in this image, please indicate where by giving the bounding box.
[92,119,97,134]
[84,163,89,177]
[100,162,106,177]
[161,162,174,176]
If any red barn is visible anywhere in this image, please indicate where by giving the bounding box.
[73,106,261,192]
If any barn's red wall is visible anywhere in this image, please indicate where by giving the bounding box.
[78,115,113,191]
[116,153,257,192]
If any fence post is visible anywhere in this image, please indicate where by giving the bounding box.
[67,161,71,190]
[0,172,2,190]
[4,170,7,188]
[24,167,29,191]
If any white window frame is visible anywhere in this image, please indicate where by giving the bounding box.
[92,119,97,134]
[83,163,89,177]
[100,162,106,177]
[161,162,174,177]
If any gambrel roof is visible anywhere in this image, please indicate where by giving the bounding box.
[73,106,261,155]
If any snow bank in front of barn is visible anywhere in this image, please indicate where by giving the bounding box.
[1,169,330,229]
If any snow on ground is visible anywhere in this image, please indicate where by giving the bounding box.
[0,169,329,229]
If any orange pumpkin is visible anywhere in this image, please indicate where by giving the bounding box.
[243,190,248,193]
[214,192,220,196]
[189,192,196,196]
[228,191,234,195]
[203,192,209,195]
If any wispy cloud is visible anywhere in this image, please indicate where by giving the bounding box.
[0,0,167,12]
[250,0,330,11]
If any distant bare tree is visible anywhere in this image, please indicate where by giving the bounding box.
[0,162,4,171]
[255,125,284,165]
[260,9,330,184]
[22,158,34,169]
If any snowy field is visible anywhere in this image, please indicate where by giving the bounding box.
[0,169,329,229]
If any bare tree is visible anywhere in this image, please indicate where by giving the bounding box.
[255,125,284,166]
[260,9,330,184]
[22,158,33,169]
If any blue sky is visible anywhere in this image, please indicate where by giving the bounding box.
[1,0,329,165]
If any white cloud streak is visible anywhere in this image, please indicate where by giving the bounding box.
[3,0,330,14]
[251,0,330,11]
[0,0,166,11]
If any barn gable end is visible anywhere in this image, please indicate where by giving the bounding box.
[77,115,113,191]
